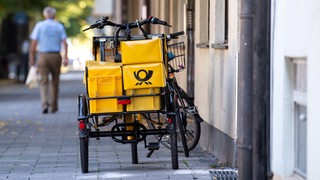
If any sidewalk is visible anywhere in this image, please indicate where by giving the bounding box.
[0,71,218,180]
[0,78,19,88]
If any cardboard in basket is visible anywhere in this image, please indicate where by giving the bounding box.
[120,38,163,65]
[92,36,119,62]
[122,63,165,90]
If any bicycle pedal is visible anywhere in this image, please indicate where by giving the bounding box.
[146,142,160,150]
[146,150,154,158]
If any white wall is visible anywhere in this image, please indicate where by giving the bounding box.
[305,1,320,179]
[271,0,320,179]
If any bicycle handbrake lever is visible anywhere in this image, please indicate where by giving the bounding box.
[83,17,109,32]
[149,16,172,27]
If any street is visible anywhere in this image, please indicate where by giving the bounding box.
[0,71,216,180]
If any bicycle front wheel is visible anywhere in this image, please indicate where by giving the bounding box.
[159,95,201,152]
[176,108,189,157]
[147,92,201,152]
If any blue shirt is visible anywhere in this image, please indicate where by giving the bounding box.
[30,19,67,53]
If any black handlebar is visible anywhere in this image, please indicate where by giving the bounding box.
[83,17,110,31]
[149,16,172,27]
[83,16,171,32]
[169,31,185,39]
[85,16,183,63]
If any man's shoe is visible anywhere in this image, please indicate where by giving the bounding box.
[42,108,48,114]
[51,109,58,113]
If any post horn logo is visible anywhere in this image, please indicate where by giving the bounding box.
[134,69,153,85]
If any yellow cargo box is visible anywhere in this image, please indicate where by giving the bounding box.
[121,38,163,65]
[122,63,165,90]
[85,61,123,113]
[85,60,122,68]
[126,88,161,112]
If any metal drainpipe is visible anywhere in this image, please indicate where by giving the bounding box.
[186,0,195,97]
[252,0,271,179]
[237,0,254,179]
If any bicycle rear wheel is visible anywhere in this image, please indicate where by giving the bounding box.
[131,142,138,164]
[145,114,179,168]
[80,137,89,173]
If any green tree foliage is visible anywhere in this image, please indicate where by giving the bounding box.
[0,0,93,38]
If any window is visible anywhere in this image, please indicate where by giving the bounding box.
[292,58,307,177]
[294,104,307,175]
[196,0,210,48]
[211,0,228,49]
[224,0,228,42]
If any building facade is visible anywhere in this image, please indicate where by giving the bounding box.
[94,0,320,179]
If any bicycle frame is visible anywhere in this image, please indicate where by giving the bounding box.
[78,16,191,173]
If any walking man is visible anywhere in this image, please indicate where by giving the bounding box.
[29,6,68,114]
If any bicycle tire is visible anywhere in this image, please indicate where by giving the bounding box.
[147,108,201,152]
[80,137,89,173]
[176,103,189,157]
[177,88,202,151]
[171,94,179,169]
[184,114,201,151]
[156,95,201,152]
[171,128,179,169]
[131,142,138,164]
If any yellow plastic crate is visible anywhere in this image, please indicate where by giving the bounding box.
[85,61,123,113]
[126,88,161,112]
[85,60,122,68]
[121,38,163,65]
[122,63,165,90]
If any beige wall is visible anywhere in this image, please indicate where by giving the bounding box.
[149,0,187,89]
[194,0,238,138]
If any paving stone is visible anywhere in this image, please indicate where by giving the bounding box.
[0,72,217,179]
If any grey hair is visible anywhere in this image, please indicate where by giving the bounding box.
[43,6,56,19]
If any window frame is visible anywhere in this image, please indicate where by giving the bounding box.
[211,0,228,49]
[291,57,307,178]
[196,0,210,48]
